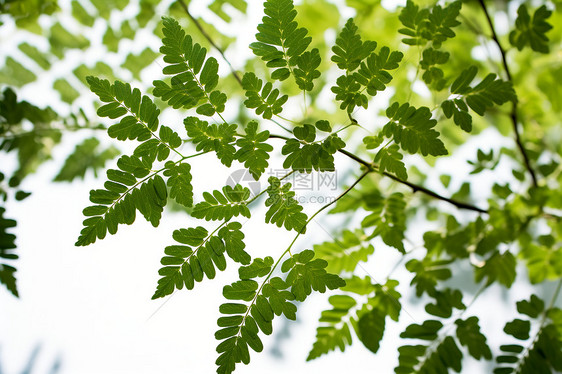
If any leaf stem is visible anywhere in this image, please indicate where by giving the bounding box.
[234,169,371,343]
[270,118,293,134]
[512,278,562,373]
[103,151,208,216]
[477,0,538,187]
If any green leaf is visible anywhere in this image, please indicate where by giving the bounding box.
[18,42,51,70]
[282,124,345,172]
[361,192,407,253]
[71,0,95,27]
[250,0,312,81]
[332,38,402,112]
[441,98,472,132]
[331,74,366,112]
[383,102,447,157]
[516,295,544,318]
[283,249,346,301]
[241,72,288,119]
[357,308,386,353]
[398,1,461,48]
[0,57,37,87]
[157,17,227,115]
[396,334,463,373]
[294,48,321,91]
[219,222,251,265]
[0,263,18,297]
[163,162,193,208]
[424,336,463,373]
[308,323,352,361]
[153,223,247,299]
[425,288,465,318]
[215,268,294,374]
[474,250,516,287]
[223,280,259,301]
[420,48,449,90]
[401,320,443,340]
[262,277,296,320]
[331,18,376,71]
[49,22,90,56]
[520,243,562,284]
[184,117,237,167]
[76,160,167,246]
[208,0,247,22]
[447,66,516,122]
[313,229,374,274]
[496,321,562,373]
[504,319,531,340]
[192,185,251,221]
[353,46,403,96]
[455,317,492,360]
[239,257,274,279]
[509,5,552,54]
[53,79,80,104]
[406,257,453,297]
[264,177,308,232]
[374,144,408,180]
[0,207,18,297]
[54,137,119,182]
[87,77,160,141]
[307,294,356,360]
[122,48,159,80]
[234,121,273,180]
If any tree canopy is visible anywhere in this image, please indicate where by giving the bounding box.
[1,0,562,373]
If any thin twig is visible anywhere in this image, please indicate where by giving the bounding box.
[267,134,489,214]
[477,0,538,187]
[176,0,243,87]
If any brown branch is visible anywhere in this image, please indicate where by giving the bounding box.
[477,0,538,187]
[268,134,488,214]
[176,0,244,87]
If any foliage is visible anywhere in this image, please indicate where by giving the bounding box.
[509,5,553,54]
[0,87,113,294]
[3,0,562,373]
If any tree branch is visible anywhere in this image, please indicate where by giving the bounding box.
[268,134,488,214]
[176,0,243,87]
[477,0,538,187]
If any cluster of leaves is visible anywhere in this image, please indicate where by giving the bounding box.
[0,207,17,296]
[399,0,461,89]
[331,18,403,112]
[153,222,251,299]
[509,4,553,54]
[154,17,227,116]
[0,0,247,102]
[441,66,516,132]
[0,0,253,295]
[282,121,345,172]
[250,0,319,91]
[308,278,401,360]
[215,249,344,373]
[495,295,562,373]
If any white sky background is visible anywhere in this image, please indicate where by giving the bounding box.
[1,0,559,373]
